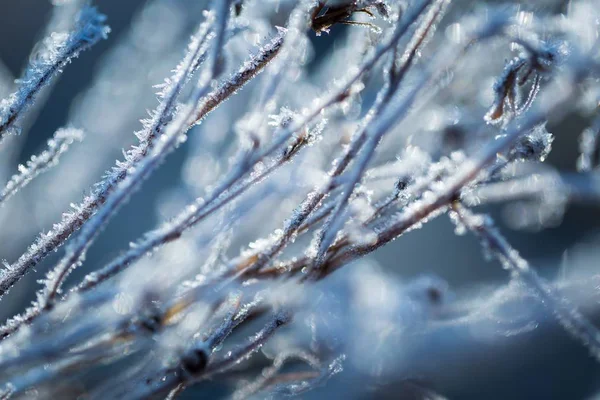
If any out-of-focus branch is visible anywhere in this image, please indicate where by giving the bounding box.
[0,6,109,141]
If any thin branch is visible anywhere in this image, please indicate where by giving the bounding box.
[223,0,438,280]
[37,0,233,310]
[451,203,600,361]
[231,350,321,400]
[0,0,431,299]
[0,6,109,141]
[0,5,258,299]
[577,113,600,172]
[63,0,436,300]
[326,67,583,275]
[463,170,600,205]
[0,128,83,205]
[139,311,292,399]
[312,0,450,269]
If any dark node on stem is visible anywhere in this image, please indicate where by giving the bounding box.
[43,300,55,312]
[274,310,292,327]
[510,124,553,162]
[139,313,163,333]
[164,231,182,242]
[180,348,208,375]
[518,140,537,159]
[137,290,164,333]
[335,89,351,103]
[395,177,409,192]
[282,133,308,160]
[233,0,244,16]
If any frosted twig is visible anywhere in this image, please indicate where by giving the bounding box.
[0,3,599,398]
[71,0,437,293]
[577,114,600,172]
[326,63,587,273]
[223,0,438,280]
[203,293,242,351]
[165,384,185,400]
[139,311,292,399]
[0,6,109,141]
[249,0,435,164]
[451,203,600,362]
[312,0,450,269]
[206,310,293,375]
[231,350,321,400]
[0,281,115,339]
[248,155,465,280]
[0,6,283,300]
[463,171,600,205]
[281,10,507,276]
[0,123,305,337]
[2,0,427,297]
[117,0,427,293]
[0,128,83,206]
[37,0,233,309]
[280,9,511,280]
[267,354,346,397]
[0,313,110,370]
[72,121,323,295]
[225,150,433,277]
[266,55,590,281]
[0,7,212,297]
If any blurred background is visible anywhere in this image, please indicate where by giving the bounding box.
[1,0,600,399]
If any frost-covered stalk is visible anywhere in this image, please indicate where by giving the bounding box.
[253,7,496,279]
[73,122,323,295]
[37,0,235,308]
[0,6,284,300]
[230,351,321,400]
[0,6,109,141]
[312,0,450,269]
[0,0,425,295]
[308,62,587,278]
[0,34,291,340]
[1,1,600,398]
[0,128,83,206]
[451,203,600,361]
[464,170,600,205]
[137,311,292,399]
[222,0,439,279]
[577,114,600,171]
[71,2,318,292]
[66,0,435,294]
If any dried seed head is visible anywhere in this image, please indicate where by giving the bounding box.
[511,124,554,162]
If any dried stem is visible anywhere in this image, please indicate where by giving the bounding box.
[451,203,600,361]
[0,6,109,141]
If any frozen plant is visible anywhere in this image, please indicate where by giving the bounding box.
[0,0,599,398]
